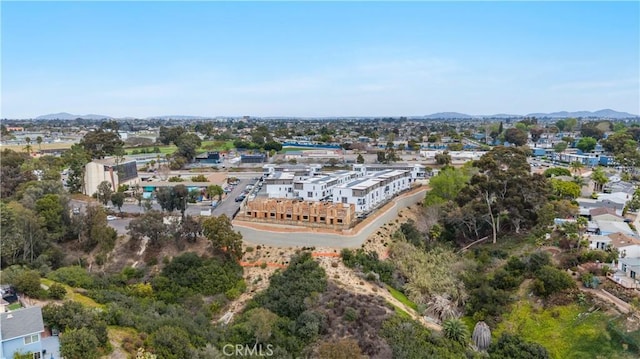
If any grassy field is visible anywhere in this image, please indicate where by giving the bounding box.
[2,142,74,152]
[124,145,176,155]
[124,140,233,155]
[495,299,635,359]
[41,278,104,309]
[387,285,418,311]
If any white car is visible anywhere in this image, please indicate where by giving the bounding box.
[106,215,118,221]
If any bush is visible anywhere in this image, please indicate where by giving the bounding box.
[47,266,95,289]
[48,283,67,300]
[531,266,576,298]
[14,270,45,298]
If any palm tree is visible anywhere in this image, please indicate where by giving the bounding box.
[443,318,469,345]
[573,175,586,188]
[472,321,491,351]
[591,167,609,192]
[24,136,32,155]
[569,161,584,175]
[207,185,224,201]
[36,136,43,152]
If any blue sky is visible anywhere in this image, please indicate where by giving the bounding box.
[2,1,639,118]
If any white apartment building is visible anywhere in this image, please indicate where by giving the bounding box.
[293,171,361,201]
[264,164,420,212]
[264,172,296,199]
[333,169,412,213]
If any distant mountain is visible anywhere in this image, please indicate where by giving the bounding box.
[36,112,113,120]
[145,115,211,120]
[424,112,474,119]
[484,113,523,119]
[525,109,637,119]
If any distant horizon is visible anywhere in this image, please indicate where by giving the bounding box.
[9,108,637,120]
[2,2,639,118]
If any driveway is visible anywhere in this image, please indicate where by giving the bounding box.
[233,188,427,248]
[212,179,256,218]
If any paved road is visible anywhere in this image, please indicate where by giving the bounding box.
[212,179,256,218]
[233,188,427,248]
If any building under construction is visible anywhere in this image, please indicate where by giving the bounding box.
[238,198,356,229]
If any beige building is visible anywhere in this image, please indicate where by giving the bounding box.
[239,198,355,229]
[84,157,139,196]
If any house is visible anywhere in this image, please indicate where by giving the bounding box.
[589,207,625,222]
[588,234,612,250]
[608,232,640,258]
[595,220,637,237]
[0,306,59,359]
[613,257,640,289]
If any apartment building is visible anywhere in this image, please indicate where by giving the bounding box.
[333,169,412,213]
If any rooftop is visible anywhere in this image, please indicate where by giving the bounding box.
[0,306,44,341]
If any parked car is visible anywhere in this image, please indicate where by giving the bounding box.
[235,195,246,202]
[106,215,118,221]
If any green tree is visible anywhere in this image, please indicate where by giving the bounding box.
[504,128,528,146]
[174,133,202,162]
[80,128,124,159]
[35,194,65,240]
[202,215,243,260]
[455,146,549,243]
[156,187,176,212]
[111,192,125,212]
[60,327,101,359]
[150,326,193,359]
[575,137,597,153]
[356,153,365,164]
[435,151,452,165]
[253,252,327,320]
[1,202,44,265]
[173,184,189,218]
[553,142,568,157]
[24,137,32,154]
[590,167,608,192]
[126,210,169,246]
[13,270,43,298]
[206,185,224,201]
[531,265,575,298]
[569,161,584,175]
[48,283,67,300]
[96,181,113,205]
[36,136,43,152]
[62,144,91,193]
[424,166,470,206]
[158,126,185,146]
[550,179,581,199]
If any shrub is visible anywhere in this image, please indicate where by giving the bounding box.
[344,307,358,321]
[531,266,576,298]
[47,266,95,289]
[48,283,67,300]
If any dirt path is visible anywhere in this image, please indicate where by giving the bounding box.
[316,256,442,331]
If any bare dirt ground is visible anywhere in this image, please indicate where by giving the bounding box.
[227,204,443,331]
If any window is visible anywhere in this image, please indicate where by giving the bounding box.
[307,192,313,197]
[632,271,637,279]
[33,353,41,359]
[24,334,39,345]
